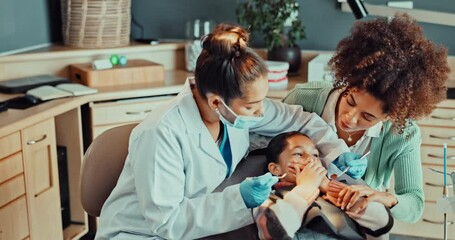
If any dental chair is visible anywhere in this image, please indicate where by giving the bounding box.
[80,123,138,218]
[80,123,267,239]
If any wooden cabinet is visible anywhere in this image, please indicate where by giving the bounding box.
[0,196,29,240]
[0,120,63,240]
[0,132,29,240]
[391,99,455,239]
[89,95,174,140]
[0,108,88,240]
[22,119,63,240]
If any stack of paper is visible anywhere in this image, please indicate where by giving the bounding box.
[26,83,98,101]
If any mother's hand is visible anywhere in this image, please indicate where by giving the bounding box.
[338,185,399,210]
[345,197,369,218]
[337,185,376,211]
[323,189,370,215]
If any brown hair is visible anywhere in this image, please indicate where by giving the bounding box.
[329,13,450,133]
[195,23,268,105]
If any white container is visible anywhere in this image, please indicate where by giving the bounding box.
[268,77,289,90]
[185,19,215,72]
[185,40,202,72]
[266,61,289,90]
[308,54,334,82]
[266,60,289,79]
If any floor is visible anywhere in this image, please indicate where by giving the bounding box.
[390,234,437,240]
[82,233,437,240]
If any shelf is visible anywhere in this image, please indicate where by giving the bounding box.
[341,2,455,27]
[0,42,185,63]
[63,223,88,240]
[56,108,88,240]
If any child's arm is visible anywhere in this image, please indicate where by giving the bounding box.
[254,185,319,239]
[319,176,330,193]
[346,199,394,237]
[255,162,325,239]
[324,180,394,237]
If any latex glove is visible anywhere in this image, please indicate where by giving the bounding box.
[333,152,368,179]
[239,172,279,208]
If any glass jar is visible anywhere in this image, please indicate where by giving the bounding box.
[185,19,215,72]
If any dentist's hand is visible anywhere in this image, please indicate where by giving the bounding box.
[333,152,368,179]
[239,173,279,208]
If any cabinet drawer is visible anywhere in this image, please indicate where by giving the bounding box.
[22,119,57,198]
[0,174,26,208]
[0,131,21,159]
[422,165,455,201]
[392,202,455,239]
[424,182,453,202]
[421,202,455,236]
[0,152,23,184]
[423,167,455,202]
[419,107,455,127]
[22,118,63,239]
[422,164,455,187]
[421,146,455,166]
[22,119,56,198]
[0,196,29,240]
[92,123,134,140]
[91,96,174,126]
[421,126,455,147]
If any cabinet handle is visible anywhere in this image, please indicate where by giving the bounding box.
[429,135,455,141]
[27,134,47,145]
[125,110,153,115]
[426,182,453,187]
[34,187,52,197]
[431,115,455,121]
[428,154,455,160]
[423,218,454,225]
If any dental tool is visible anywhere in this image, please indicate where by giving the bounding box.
[278,173,287,179]
[335,166,350,179]
[443,143,448,240]
[359,151,371,160]
[331,151,369,180]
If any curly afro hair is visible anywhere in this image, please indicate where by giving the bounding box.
[329,13,450,134]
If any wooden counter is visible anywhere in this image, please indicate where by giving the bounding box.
[0,70,185,136]
[0,69,306,138]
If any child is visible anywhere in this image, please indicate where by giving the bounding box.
[254,131,393,239]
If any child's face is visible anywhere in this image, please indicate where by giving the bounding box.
[268,134,321,183]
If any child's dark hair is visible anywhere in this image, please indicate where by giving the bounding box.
[265,131,306,172]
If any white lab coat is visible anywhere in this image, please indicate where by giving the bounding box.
[96,81,349,240]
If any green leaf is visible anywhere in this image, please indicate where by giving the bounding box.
[236,0,306,50]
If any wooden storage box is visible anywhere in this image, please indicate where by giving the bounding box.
[69,59,164,87]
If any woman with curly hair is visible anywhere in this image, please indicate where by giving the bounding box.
[283,13,450,223]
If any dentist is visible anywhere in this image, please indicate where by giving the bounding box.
[96,23,358,239]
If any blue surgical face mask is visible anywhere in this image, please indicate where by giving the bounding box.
[216,99,264,129]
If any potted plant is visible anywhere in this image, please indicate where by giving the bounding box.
[237,0,306,74]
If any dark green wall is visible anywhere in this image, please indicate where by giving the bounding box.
[1,0,454,55]
[0,0,61,54]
